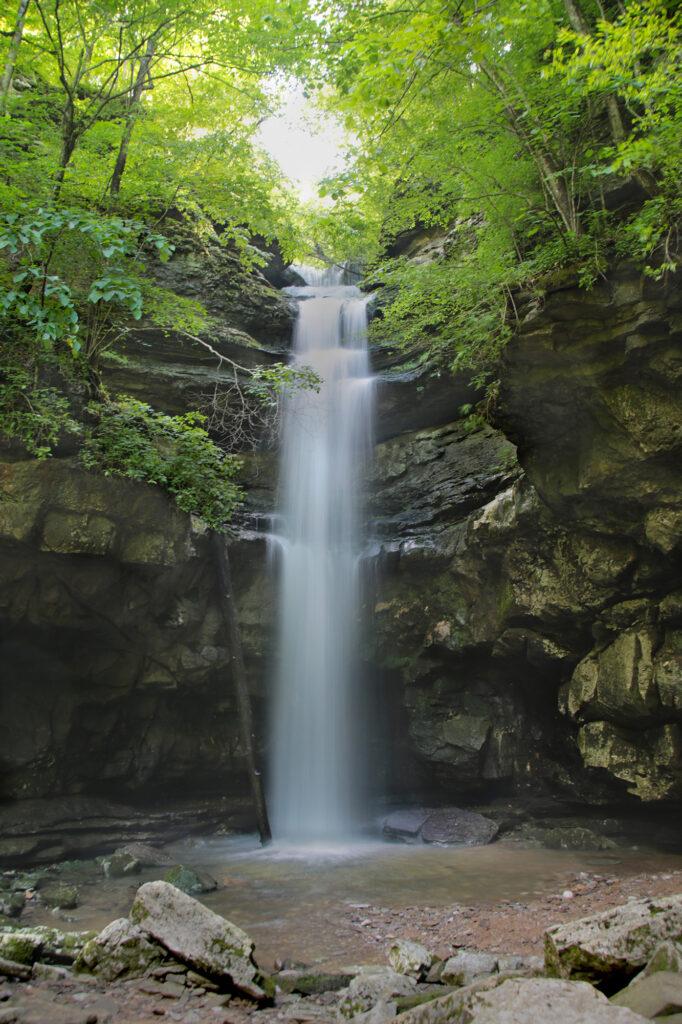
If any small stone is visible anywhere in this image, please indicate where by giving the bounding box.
[441,951,498,987]
[338,970,416,1018]
[32,963,71,980]
[388,940,434,979]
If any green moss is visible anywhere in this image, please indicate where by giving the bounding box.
[0,935,41,964]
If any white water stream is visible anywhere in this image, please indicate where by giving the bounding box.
[269,265,373,841]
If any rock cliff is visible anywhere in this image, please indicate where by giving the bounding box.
[368,263,681,810]
[1,231,680,855]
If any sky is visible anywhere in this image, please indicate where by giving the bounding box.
[257,82,349,202]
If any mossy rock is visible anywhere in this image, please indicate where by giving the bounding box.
[41,883,79,910]
[163,865,217,895]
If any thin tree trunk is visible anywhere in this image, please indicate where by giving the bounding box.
[213,533,272,846]
[480,59,579,233]
[109,36,156,196]
[0,0,30,116]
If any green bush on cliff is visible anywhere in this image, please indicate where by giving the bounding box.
[80,398,243,532]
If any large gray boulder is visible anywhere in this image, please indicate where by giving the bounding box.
[545,894,682,983]
[461,978,648,1023]
[130,881,264,999]
[422,809,498,846]
[395,976,647,1024]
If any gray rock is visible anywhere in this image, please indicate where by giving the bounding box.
[99,851,141,878]
[0,955,31,980]
[382,809,432,842]
[440,950,498,986]
[388,939,434,978]
[642,940,682,976]
[130,880,264,999]
[611,971,682,1018]
[163,865,218,895]
[75,918,165,981]
[545,894,682,983]
[463,978,648,1023]
[115,843,175,868]
[0,926,94,965]
[0,894,24,919]
[420,808,498,847]
[41,883,79,910]
[495,953,544,976]
[338,969,416,1018]
[276,970,354,995]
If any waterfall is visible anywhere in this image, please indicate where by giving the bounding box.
[269,265,374,841]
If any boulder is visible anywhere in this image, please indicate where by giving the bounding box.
[130,880,264,999]
[611,971,682,1018]
[545,894,682,983]
[338,968,417,1018]
[100,850,141,878]
[382,809,431,842]
[440,950,498,987]
[163,865,218,895]
[75,918,166,981]
[461,978,649,1023]
[388,939,434,978]
[420,808,498,847]
[40,883,79,910]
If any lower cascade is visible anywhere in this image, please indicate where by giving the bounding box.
[268,265,374,841]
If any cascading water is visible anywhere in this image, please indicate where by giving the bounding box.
[269,264,374,842]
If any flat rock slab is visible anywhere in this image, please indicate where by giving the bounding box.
[611,971,682,1018]
[545,894,682,983]
[421,808,499,847]
[130,880,264,999]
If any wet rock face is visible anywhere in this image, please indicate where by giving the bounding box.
[499,265,682,541]
[0,458,259,808]
[366,263,682,809]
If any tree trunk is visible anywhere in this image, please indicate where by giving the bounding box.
[480,59,579,233]
[563,0,590,33]
[213,533,272,846]
[0,0,30,116]
[109,36,156,196]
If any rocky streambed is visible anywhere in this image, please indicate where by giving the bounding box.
[2,867,682,1024]
[3,831,682,1023]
